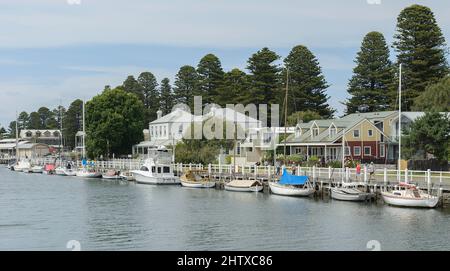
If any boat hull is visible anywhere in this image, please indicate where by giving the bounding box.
[331,188,370,202]
[269,182,314,197]
[31,167,43,173]
[75,171,102,178]
[381,192,439,208]
[132,172,180,185]
[102,175,122,180]
[224,184,263,192]
[181,181,216,188]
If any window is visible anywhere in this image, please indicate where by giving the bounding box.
[312,128,320,137]
[178,125,183,135]
[35,131,41,137]
[354,146,361,156]
[344,146,351,156]
[140,166,149,172]
[163,167,170,173]
[330,128,337,137]
[151,166,156,173]
[353,129,360,138]
[44,131,51,137]
[150,127,154,136]
[380,143,385,157]
[157,167,162,173]
[163,126,166,136]
[53,131,60,137]
[26,131,32,137]
[364,146,371,156]
[295,127,301,138]
[375,121,384,131]
[368,130,373,137]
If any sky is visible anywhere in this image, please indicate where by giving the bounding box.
[0,0,449,129]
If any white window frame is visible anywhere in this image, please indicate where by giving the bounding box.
[368,129,373,137]
[353,129,360,138]
[344,146,351,156]
[354,146,361,156]
[380,143,385,157]
[364,146,371,156]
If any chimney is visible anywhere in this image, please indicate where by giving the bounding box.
[157,110,163,119]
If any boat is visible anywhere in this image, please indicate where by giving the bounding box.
[102,170,122,180]
[13,159,32,172]
[55,166,77,176]
[381,183,439,208]
[119,171,135,182]
[131,158,180,185]
[43,164,56,175]
[31,165,44,174]
[225,179,264,192]
[180,170,216,188]
[269,169,314,197]
[75,168,102,178]
[331,183,373,202]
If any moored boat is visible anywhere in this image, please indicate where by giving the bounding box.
[131,158,180,185]
[269,169,314,197]
[119,171,135,182]
[14,159,32,172]
[331,187,372,202]
[75,168,102,178]
[180,170,215,188]
[102,170,122,180]
[31,165,44,173]
[224,179,263,192]
[43,164,56,175]
[381,183,439,208]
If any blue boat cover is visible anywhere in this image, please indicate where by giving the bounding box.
[278,169,309,185]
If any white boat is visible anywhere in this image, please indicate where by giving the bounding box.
[13,159,32,172]
[131,158,180,185]
[331,187,372,201]
[55,167,77,176]
[75,168,102,178]
[31,165,44,174]
[269,169,314,197]
[119,171,135,182]
[381,183,439,208]
[102,170,122,180]
[180,170,216,188]
[225,179,264,192]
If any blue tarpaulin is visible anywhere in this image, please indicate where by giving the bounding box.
[278,169,309,185]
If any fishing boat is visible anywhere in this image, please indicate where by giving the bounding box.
[225,179,263,192]
[131,158,179,185]
[381,183,439,208]
[102,170,122,180]
[269,169,314,196]
[180,170,216,188]
[331,183,373,202]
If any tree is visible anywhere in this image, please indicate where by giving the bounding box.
[283,45,334,118]
[346,32,394,114]
[287,110,322,126]
[52,105,66,129]
[403,112,450,161]
[173,65,199,110]
[122,75,144,102]
[8,121,17,138]
[37,107,56,129]
[216,68,250,106]
[246,47,280,106]
[28,112,41,129]
[17,111,29,130]
[197,54,224,105]
[86,88,145,158]
[413,76,450,112]
[0,126,7,139]
[137,72,159,124]
[159,78,174,115]
[393,5,449,111]
[63,99,83,150]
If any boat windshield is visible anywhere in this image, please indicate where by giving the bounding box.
[140,166,149,171]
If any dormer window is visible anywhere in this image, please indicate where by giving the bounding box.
[44,131,51,137]
[26,131,32,137]
[329,124,337,137]
[35,131,41,137]
[295,127,301,137]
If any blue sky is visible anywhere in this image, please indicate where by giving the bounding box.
[0,0,449,128]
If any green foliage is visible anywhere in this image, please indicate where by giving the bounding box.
[346,32,394,114]
[283,45,334,118]
[306,156,320,167]
[0,126,6,138]
[37,107,57,129]
[85,88,145,158]
[174,65,199,109]
[159,78,174,115]
[63,99,83,150]
[17,111,29,130]
[28,112,41,129]
[326,160,342,169]
[413,76,450,112]
[197,54,224,105]
[137,72,159,124]
[246,47,280,106]
[402,112,450,161]
[393,5,449,111]
[122,75,144,102]
[216,68,250,106]
[287,110,322,126]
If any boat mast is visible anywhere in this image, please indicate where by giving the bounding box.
[233,122,237,180]
[398,64,402,182]
[59,103,63,166]
[283,68,289,166]
[82,99,86,159]
[15,111,18,161]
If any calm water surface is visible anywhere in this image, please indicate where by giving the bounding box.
[1,166,449,251]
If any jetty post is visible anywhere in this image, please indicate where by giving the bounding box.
[383,168,387,192]
[427,169,431,194]
[405,168,408,183]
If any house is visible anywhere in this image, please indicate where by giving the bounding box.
[16,143,51,159]
[20,129,62,149]
[0,139,28,159]
[133,106,262,157]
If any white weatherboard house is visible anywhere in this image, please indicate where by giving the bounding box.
[133,106,262,157]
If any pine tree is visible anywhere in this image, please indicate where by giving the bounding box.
[137,72,160,123]
[173,65,199,110]
[160,78,174,115]
[246,47,280,106]
[122,75,144,102]
[197,54,224,105]
[346,32,394,114]
[413,76,450,112]
[393,5,448,111]
[17,111,30,130]
[216,68,250,106]
[283,45,334,118]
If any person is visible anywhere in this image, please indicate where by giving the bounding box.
[292,163,297,176]
[356,163,361,181]
[368,162,375,181]
[275,160,281,176]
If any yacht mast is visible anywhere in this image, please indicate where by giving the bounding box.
[82,100,86,159]
[283,68,289,166]
[398,64,402,182]
[15,111,18,161]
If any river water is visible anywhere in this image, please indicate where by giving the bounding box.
[1,166,449,251]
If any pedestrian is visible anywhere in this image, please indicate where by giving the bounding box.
[356,163,361,181]
[368,162,375,181]
[275,160,281,176]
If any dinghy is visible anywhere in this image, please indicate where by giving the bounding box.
[225,179,263,192]
[180,170,216,188]
[331,186,372,202]
[102,170,122,180]
[269,169,314,197]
